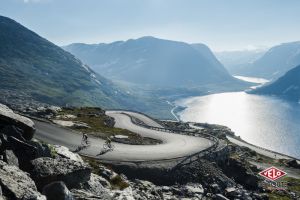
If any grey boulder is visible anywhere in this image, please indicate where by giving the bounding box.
[71,189,111,200]
[53,145,83,163]
[29,140,52,158]
[79,173,111,194]
[215,194,230,200]
[30,157,92,190]
[1,125,26,142]
[3,149,19,167]
[0,104,35,140]
[0,160,45,200]
[42,181,74,200]
[7,136,38,171]
[286,159,300,169]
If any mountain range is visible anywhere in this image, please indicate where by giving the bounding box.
[0,15,175,118]
[0,15,254,119]
[0,15,130,108]
[215,49,266,75]
[63,37,248,88]
[224,42,300,80]
[252,65,300,102]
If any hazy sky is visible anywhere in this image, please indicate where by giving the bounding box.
[1,0,300,51]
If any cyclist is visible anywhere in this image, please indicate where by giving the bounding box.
[82,133,89,145]
[99,137,114,154]
[105,137,112,148]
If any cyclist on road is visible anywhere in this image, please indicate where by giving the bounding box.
[98,136,114,155]
[105,136,112,148]
[82,133,89,145]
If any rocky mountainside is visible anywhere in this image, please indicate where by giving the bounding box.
[0,16,176,119]
[0,16,142,110]
[191,43,229,74]
[63,37,247,88]
[229,41,300,79]
[252,65,300,102]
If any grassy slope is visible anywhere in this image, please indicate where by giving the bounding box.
[54,107,161,144]
[55,107,138,138]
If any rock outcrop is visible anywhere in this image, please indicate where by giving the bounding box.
[0,104,35,140]
[285,159,300,169]
[0,104,112,199]
[6,136,38,171]
[42,181,74,200]
[53,145,84,163]
[71,188,111,200]
[29,139,52,158]
[3,149,19,167]
[79,173,111,194]
[30,157,92,190]
[0,160,45,200]
[220,157,260,190]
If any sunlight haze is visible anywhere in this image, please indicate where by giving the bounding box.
[1,0,300,51]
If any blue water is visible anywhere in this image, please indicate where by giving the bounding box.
[177,92,300,159]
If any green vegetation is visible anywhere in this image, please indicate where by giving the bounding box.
[268,193,291,200]
[48,144,58,157]
[57,107,138,138]
[39,140,57,157]
[110,175,130,190]
[267,177,300,200]
[82,156,104,175]
[284,177,300,193]
[56,107,161,145]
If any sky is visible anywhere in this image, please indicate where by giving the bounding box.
[1,0,300,51]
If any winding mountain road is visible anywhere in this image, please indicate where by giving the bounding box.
[34,111,214,162]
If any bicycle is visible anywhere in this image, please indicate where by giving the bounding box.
[74,137,91,152]
[81,137,90,147]
[102,142,115,151]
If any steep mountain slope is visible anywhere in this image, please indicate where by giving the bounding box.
[0,16,149,110]
[214,49,266,74]
[191,43,229,73]
[64,37,246,88]
[252,65,300,102]
[230,42,300,79]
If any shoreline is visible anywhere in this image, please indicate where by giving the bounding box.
[187,120,300,161]
[166,101,181,122]
[173,84,300,160]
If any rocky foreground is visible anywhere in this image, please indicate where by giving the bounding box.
[0,103,299,199]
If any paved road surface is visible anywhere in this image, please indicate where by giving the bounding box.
[34,111,214,162]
